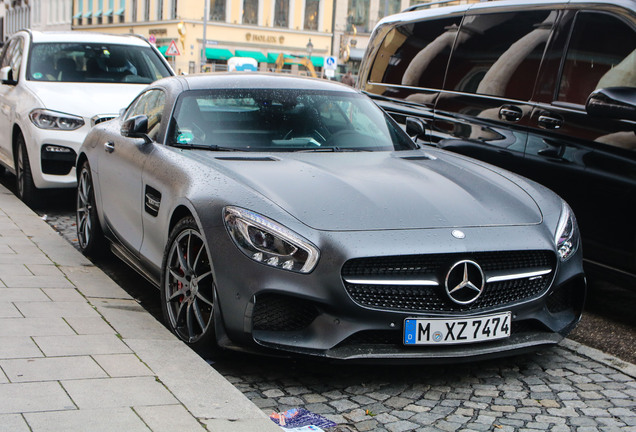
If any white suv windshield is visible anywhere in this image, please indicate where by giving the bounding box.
[27,42,172,84]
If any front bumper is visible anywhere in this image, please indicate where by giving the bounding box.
[210,224,586,362]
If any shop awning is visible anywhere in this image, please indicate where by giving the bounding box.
[267,52,295,63]
[104,9,113,16]
[72,12,82,19]
[114,8,125,15]
[83,11,92,18]
[310,56,324,67]
[94,9,102,17]
[205,48,234,61]
[234,50,268,63]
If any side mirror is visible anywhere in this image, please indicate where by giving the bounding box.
[1,66,16,85]
[121,114,151,143]
[586,87,636,122]
[406,116,427,139]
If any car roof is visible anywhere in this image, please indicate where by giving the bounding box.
[383,0,635,26]
[26,30,151,47]
[158,73,361,93]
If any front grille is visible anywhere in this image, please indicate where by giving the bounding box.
[342,250,555,314]
[252,294,320,331]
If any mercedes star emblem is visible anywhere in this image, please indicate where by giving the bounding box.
[445,260,485,305]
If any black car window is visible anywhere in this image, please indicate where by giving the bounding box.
[444,10,556,100]
[168,89,415,152]
[558,12,636,106]
[368,16,461,89]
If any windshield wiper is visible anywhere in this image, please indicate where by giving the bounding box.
[170,143,241,151]
[298,147,372,153]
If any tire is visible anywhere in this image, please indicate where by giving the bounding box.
[15,134,39,207]
[161,217,219,355]
[76,160,106,258]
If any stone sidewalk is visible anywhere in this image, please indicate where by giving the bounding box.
[0,184,281,431]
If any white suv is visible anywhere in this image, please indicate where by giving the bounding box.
[0,30,174,206]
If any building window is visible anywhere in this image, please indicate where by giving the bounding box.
[144,0,150,21]
[171,0,177,19]
[304,0,319,30]
[274,0,288,28]
[132,0,138,21]
[377,0,401,20]
[243,0,258,25]
[157,0,163,20]
[347,0,369,33]
[210,0,225,22]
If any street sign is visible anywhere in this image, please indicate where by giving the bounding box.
[166,39,180,56]
[325,69,335,78]
[324,56,337,70]
[148,34,156,45]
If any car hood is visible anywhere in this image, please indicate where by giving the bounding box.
[197,151,543,231]
[27,81,146,117]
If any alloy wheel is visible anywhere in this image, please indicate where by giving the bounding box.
[164,227,215,343]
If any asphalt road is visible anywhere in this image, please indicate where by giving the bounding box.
[6,179,632,366]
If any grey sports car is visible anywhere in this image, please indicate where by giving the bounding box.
[76,74,586,361]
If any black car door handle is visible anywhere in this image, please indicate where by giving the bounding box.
[537,114,563,129]
[104,142,115,153]
[499,105,523,122]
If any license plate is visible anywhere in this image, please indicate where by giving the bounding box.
[404,312,511,345]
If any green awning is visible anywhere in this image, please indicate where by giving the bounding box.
[115,7,125,15]
[310,56,324,67]
[267,52,294,63]
[83,11,92,18]
[73,12,82,19]
[104,9,113,16]
[234,50,268,63]
[205,48,234,61]
[158,46,169,56]
[94,9,102,17]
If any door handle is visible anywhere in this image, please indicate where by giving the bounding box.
[537,114,563,129]
[104,142,115,153]
[499,105,522,122]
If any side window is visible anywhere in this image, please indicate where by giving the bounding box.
[125,89,166,140]
[558,12,636,105]
[1,37,24,81]
[368,16,461,89]
[444,10,556,100]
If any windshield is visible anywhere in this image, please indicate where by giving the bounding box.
[168,89,415,152]
[27,42,172,83]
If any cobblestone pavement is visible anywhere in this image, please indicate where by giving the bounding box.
[26,196,636,432]
[215,347,636,432]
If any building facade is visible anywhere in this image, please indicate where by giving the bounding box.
[71,0,335,75]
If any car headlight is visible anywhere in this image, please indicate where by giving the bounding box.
[224,206,319,273]
[555,202,580,261]
[29,109,84,130]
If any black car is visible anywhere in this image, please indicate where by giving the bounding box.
[358,0,636,285]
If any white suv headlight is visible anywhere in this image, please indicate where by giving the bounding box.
[555,202,580,261]
[224,206,320,273]
[29,109,84,130]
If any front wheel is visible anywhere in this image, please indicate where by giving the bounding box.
[161,217,219,355]
[15,134,39,207]
[76,160,106,257]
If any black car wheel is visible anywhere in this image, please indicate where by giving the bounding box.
[15,134,39,207]
[76,160,106,257]
[161,217,218,354]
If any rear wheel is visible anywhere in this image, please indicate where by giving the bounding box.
[161,217,219,355]
[15,134,39,207]
[76,160,106,257]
